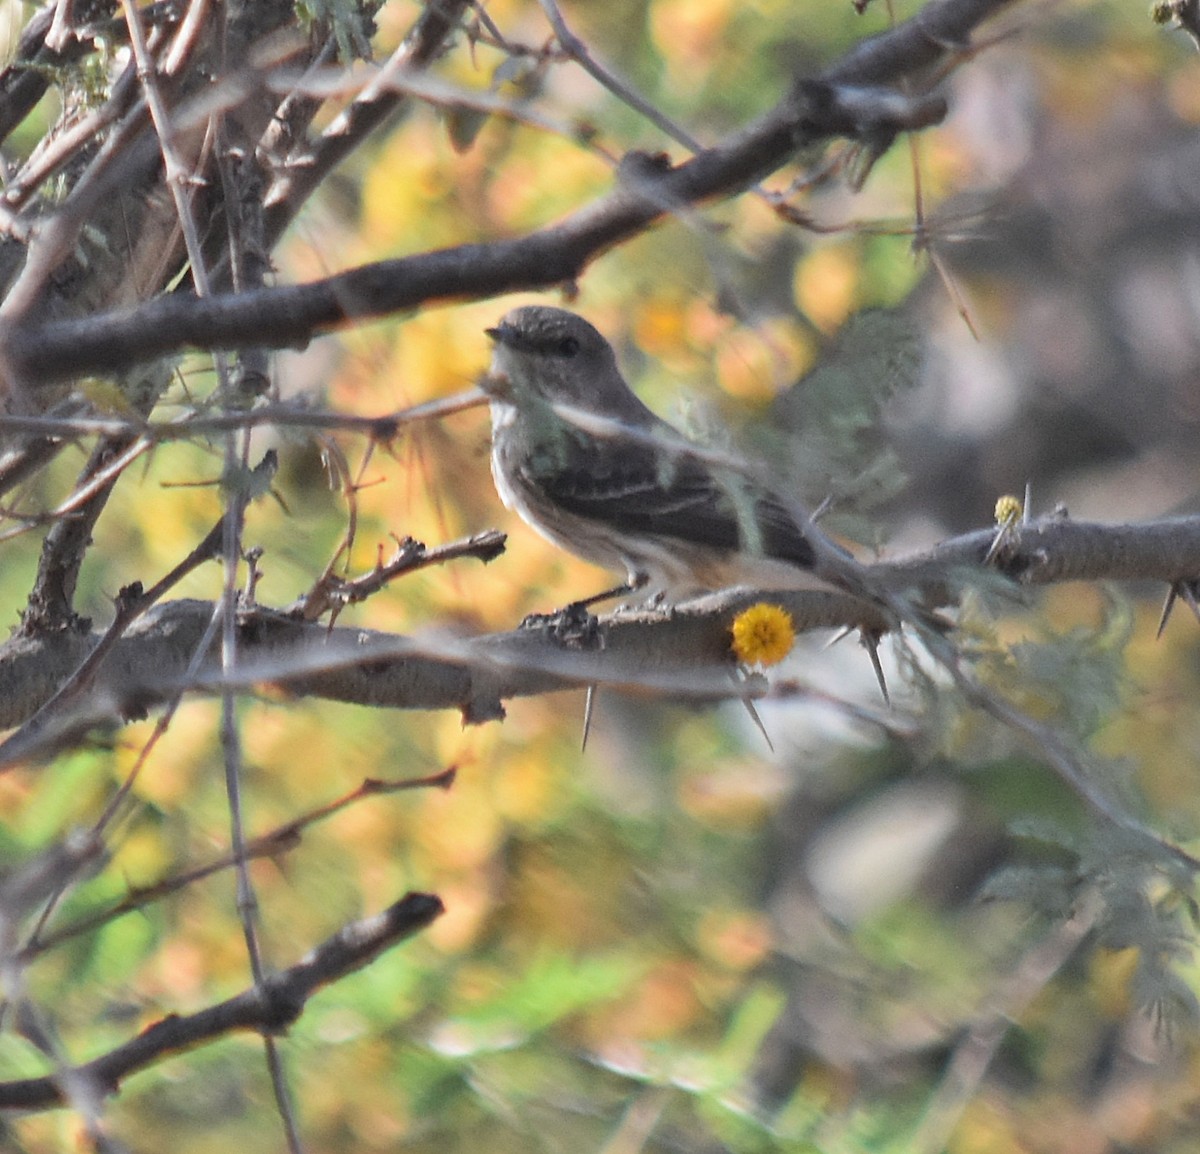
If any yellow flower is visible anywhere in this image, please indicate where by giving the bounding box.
[993,494,1023,527]
[730,603,795,667]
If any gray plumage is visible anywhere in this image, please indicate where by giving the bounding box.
[482,305,827,599]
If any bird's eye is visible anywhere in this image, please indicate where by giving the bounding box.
[555,336,581,358]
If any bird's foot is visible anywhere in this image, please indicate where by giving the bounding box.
[520,600,603,647]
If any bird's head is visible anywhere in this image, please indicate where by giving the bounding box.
[483,306,628,413]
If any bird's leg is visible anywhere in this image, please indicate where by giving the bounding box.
[572,573,648,611]
[571,577,650,752]
[519,574,647,634]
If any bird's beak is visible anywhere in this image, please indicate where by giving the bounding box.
[485,322,516,347]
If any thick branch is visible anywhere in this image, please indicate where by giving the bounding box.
[3,0,1019,386]
[876,516,1200,593]
[0,516,1197,748]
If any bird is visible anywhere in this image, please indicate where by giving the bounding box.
[481,304,844,604]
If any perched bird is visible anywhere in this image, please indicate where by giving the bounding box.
[482,305,844,602]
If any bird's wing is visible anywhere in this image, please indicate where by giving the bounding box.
[526,434,815,568]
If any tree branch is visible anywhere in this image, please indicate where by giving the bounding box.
[257,0,473,256]
[3,0,1020,387]
[0,892,444,1111]
[0,515,1197,753]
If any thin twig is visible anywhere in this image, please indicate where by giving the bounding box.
[1,59,140,219]
[19,768,456,963]
[291,529,507,622]
[536,0,704,153]
[911,890,1102,1153]
[259,0,473,255]
[121,0,210,295]
[0,387,489,446]
[0,893,445,1111]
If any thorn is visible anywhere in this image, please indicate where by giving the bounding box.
[581,684,597,751]
[982,520,1018,566]
[1180,580,1200,627]
[728,669,773,751]
[1157,584,1178,639]
[740,692,775,753]
[861,630,891,706]
[823,625,855,651]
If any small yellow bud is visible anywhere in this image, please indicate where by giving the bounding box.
[731,603,795,667]
[994,494,1023,527]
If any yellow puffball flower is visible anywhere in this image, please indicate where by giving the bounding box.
[993,496,1022,527]
[994,494,1023,527]
[731,603,795,667]
[985,493,1025,567]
